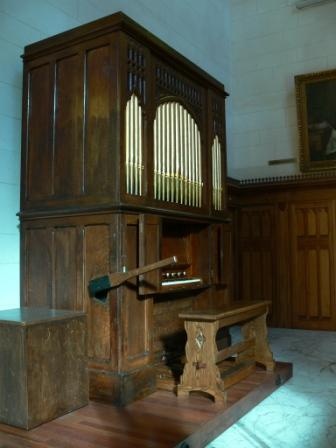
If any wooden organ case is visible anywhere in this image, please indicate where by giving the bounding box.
[19,12,230,405]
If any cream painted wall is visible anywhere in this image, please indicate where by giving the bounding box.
[0,0,231,310]
[227,0,336,179]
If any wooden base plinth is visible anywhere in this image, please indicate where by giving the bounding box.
[0,362,292,447]
[89,366,157,406]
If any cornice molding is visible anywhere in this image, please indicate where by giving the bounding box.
[227,171,336,190]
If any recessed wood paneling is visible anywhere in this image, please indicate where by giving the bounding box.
[26,64,53,201]
[85,224,111,362]
[54,54,84,197]
[122,217,151,368]
[54,227,78,310]
[238,207,275,305]
[85,45,113,196]
[230,175,336,331]
[24,228,53,307]
[291,203,335,329]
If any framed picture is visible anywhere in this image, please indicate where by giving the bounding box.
[295,69,336,172]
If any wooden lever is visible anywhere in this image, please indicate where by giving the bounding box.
[89,256,178,300]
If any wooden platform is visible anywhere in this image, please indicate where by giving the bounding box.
[0,362,292,448]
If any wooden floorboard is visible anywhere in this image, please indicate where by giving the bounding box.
[0,362,292,448]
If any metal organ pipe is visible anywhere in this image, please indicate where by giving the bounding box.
[153,102,202,207]
[125,94,143,196]
[212,135,223,210]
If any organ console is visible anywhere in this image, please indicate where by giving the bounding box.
[19,12,231,405]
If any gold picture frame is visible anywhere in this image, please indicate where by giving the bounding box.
[295,68,336,172]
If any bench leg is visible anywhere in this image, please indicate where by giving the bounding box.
[177,321,226,402]
[239,311,275,372]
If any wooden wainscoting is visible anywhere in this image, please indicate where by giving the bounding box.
[229,174,336,331]
[290,201,336,330]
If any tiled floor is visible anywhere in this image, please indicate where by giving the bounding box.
[208,327,336,448]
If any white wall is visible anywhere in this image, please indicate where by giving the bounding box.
[0,0,231,310]
[227,0,336,179]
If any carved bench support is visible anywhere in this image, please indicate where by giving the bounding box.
[177,301,275,403]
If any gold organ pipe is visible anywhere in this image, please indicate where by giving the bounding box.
[215,137,218,209]
[134,95,139,195]
[216,137,219,209]
[125,94,144,196]
[154,107,157,199]
[214,137,216,209]
[130,95,134,194]
[138,101,142,195]
[160,105,164,201]
[192,119,196,207]
[153,102,203,207]
[212,135,222,210]
[126,99,130,194]
[197,130,202,207]
[183,109,188,205]
[187,113,192,206]
[178,104,183,204]
[171,103,175,203]
[157,105,161,200]
[164,103,169,202]
[195,123,199,207]
[218,138,222,210]
[169,103,174,203]
[175,102,180,204]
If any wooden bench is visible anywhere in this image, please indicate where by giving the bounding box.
[177,301,275,402]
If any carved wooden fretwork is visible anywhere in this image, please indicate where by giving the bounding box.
[155,64,203,121]
[127,41,146,104]
[212,95,225,140]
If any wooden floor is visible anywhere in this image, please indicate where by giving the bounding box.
[0,362,292,448]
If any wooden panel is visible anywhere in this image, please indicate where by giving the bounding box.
[307,249,318,317]
[241,251,251,301]
[139,214,160,295]
[0,326,26,428]
[54,227,78,310]
[85,225,111,362]
[26,64,53,201]
[291,202,335,329]
[24,228,53,307]
[191,225,211,283]
[238,207,275,304]
[320,249,331,318]
[296,248,306,317]
[121,216,150,369]
[210,223,232,288]
[319,208,329,235]
[274,205,291,328]
[54,54,83,197]
[85,45,113,196]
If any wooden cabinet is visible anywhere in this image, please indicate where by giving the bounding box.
[20,13,230,404]
[21,13,228,219]
[229,177,336,331]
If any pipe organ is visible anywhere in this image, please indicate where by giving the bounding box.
[19,12,230,405]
